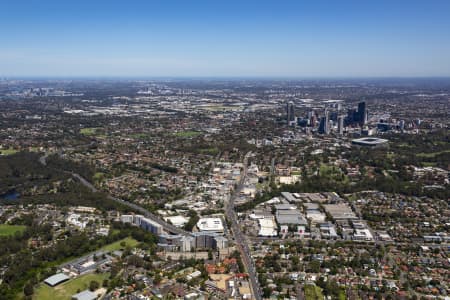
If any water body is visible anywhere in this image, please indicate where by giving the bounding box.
[0,190,20,200]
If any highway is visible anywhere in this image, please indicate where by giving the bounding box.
[225,151,262,300]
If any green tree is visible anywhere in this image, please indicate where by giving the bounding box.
[89,280,100,291]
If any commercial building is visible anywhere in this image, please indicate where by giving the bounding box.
[357,101,368,126]
[337,115,344,135]
[286,101,295,126]
[213,236,229,249]
[319,222,338,239]
[318,109,330,134]
[353,229,374,241]
[164,215,189,228]
[193,232,218,249]
[197,217,224,233]
[121,214,163,235]
[346,101,368,126]
[257,218,278,237]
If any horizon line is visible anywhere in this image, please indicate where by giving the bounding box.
[3,75,450,81]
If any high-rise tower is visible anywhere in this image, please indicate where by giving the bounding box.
[357,101,367,126]
[338,115,344,135]
[286,101,295,125]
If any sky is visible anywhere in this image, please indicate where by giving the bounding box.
[1,0,450,78]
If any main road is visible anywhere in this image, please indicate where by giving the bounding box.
[225,151,262,300]
[71,173,190,236]
[39,153,189,236]
[41,150,262,298]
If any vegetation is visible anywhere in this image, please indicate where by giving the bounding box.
[183,210,199,231]
[0,152,128,211]
[99,237,139,252]
[303,284,324,300]
[33,272,109,300]
[237,131,450,212]
[0,224,26,236]
[0,222,157,299]
[80,127,100,136]
[174,130,202,138]
[0,148,18,156]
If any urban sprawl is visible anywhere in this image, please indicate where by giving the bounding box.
[0,79,448,300]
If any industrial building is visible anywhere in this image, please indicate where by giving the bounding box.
[304,203,327,223]
[275,204,307,225]
[323,204,358,220]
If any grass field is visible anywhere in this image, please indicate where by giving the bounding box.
[174,130,202,138]
[34,272,109,300]
[0,224,26,236]
[99,237,139,252]
[416,149,450,158]
[0,148,18,156]
[80,127,99,136]
[130,132,150,139]
[199,147,220,155]
[304,284,324,300]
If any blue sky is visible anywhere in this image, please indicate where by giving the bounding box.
[1,0,450,77]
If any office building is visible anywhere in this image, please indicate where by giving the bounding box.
[345,101,368,126]
[318,109,329,134]
[337,115,344,135]
[357,101,368,126]
[286,101,295,126]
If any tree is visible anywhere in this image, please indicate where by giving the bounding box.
[23,283,34,296]
[102,279,109,288]
[89,280,100,291]
[208,249,213,260]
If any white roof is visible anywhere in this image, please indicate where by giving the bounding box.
[197,217,224,232]
[72,290,97,300]
[258,218,277,237]
[44,273,70,286]
[164,215,188,227]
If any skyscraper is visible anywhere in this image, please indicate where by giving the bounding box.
[319,109,330,134]
[338,115,344,135]
[286,101,295,125]
[357,101,367,126]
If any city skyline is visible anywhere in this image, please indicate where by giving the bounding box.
[1,0,450,77]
